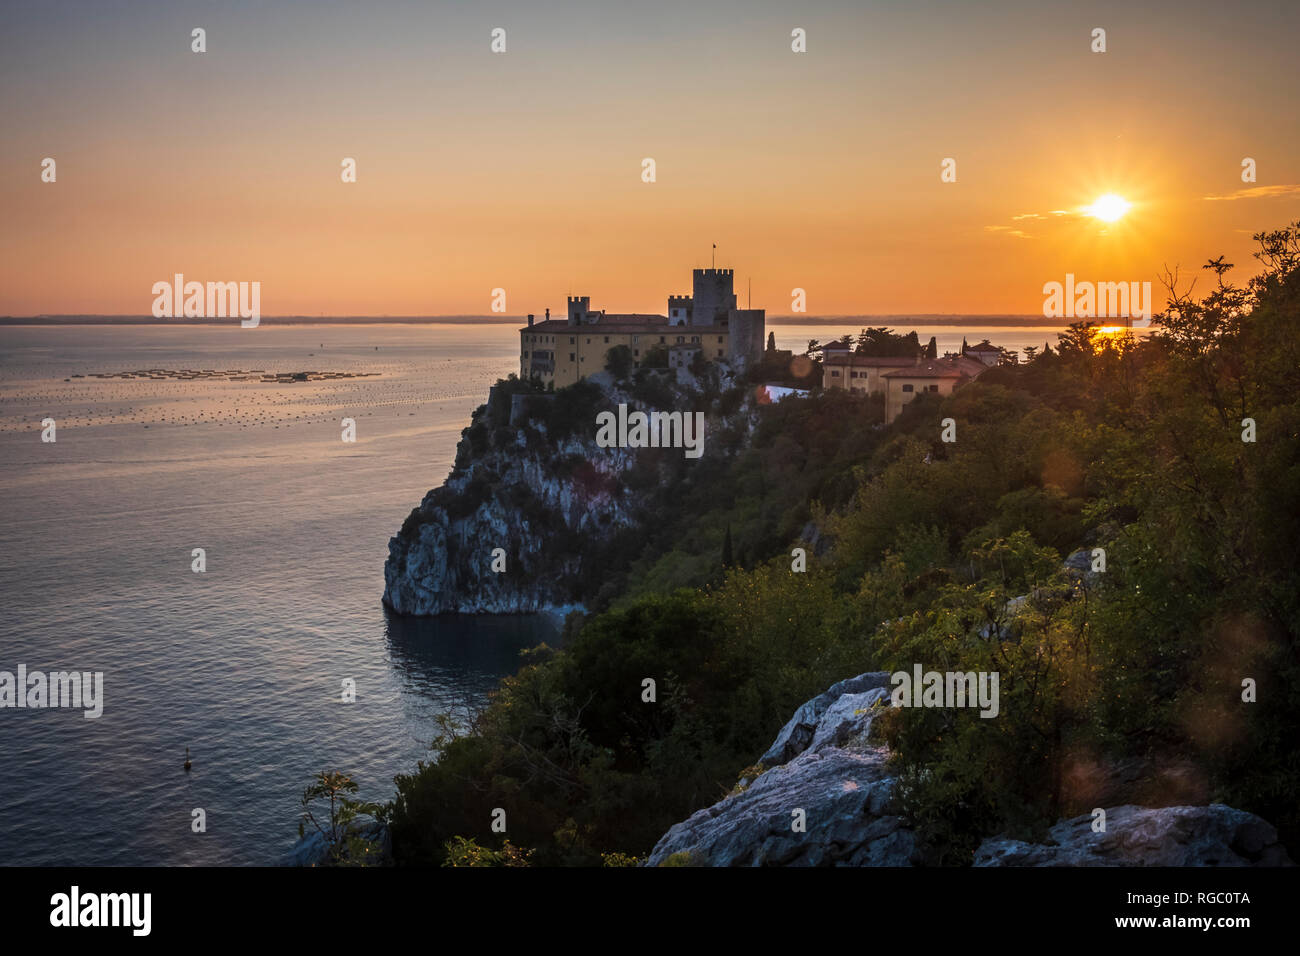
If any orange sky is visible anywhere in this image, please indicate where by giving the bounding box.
[2,0,1298,317]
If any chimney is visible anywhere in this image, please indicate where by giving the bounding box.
[527,313,534,326]
[545,308,550,320]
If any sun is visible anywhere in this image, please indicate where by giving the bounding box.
[1084,193,1131,222]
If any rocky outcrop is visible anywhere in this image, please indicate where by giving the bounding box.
[759,672,893,767]
[648,671,919,866]
[384,368,747,615]
[383,426,640,614]
[975,805,1293,867]
[648,745,916,867]
[649,670,1294,867]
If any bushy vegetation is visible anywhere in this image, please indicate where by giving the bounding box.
[389,224,1300,864]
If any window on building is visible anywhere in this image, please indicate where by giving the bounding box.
[831,370,840,377]
[902,384,914,393]
[676,336,684,344]
[633,335,639,344]
[634,349,639,356]
[659,337,665,343]
[718,336,723,343]
[692,336,699,343]
[569,353,575,361]
[717,350,723,357]
[569,337,575,344]
[928,384,940,392]
[586,338,591,344]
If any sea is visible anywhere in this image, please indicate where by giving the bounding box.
[0,320,1063,865]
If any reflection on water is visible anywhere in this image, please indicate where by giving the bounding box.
[385,608,562,703]
[0,324,552,865]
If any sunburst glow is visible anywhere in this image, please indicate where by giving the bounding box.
[1084,193,1132,222]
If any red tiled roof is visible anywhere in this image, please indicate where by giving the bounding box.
[882,356,987,379]
[822,353,918,367]
[519,315,671,333]
[601,313,669,325]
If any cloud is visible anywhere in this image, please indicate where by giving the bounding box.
[1012,210,1074,220]
[1202,184,1300,202]
[988,206,1084,238]
[985,225,1032,239]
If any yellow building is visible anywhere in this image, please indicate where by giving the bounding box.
[821,347,916,394]
[882,356,987,423]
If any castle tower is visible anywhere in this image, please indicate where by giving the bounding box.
[727,308,765,371]
[691,269,736,326]
[668,295,693,326]
[567,296,590,326]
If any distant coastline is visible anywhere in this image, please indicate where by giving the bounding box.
[0,314,1056,327]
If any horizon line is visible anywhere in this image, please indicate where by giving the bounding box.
[1,313,1060,326]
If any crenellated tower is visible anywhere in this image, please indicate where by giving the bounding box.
[691,268,736,326]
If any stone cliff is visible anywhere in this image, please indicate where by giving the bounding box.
[383,367,747,615]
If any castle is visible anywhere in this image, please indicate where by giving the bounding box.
[519,268,765,387]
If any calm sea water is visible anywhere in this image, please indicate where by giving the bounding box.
[0,321,1059,865]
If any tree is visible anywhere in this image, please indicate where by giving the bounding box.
[605,345,634,379]
[442,837,531,867]
[641,345,669,369]
[926,336,938,359]
[1055,321,1096,358]
[767,331,776,352]
[855,327,920,356]
[298,771,384,866]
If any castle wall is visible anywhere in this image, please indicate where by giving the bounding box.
[726,308,765,370]
[521,325,730,387]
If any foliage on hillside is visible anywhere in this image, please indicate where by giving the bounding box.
[389,223,1300,865]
